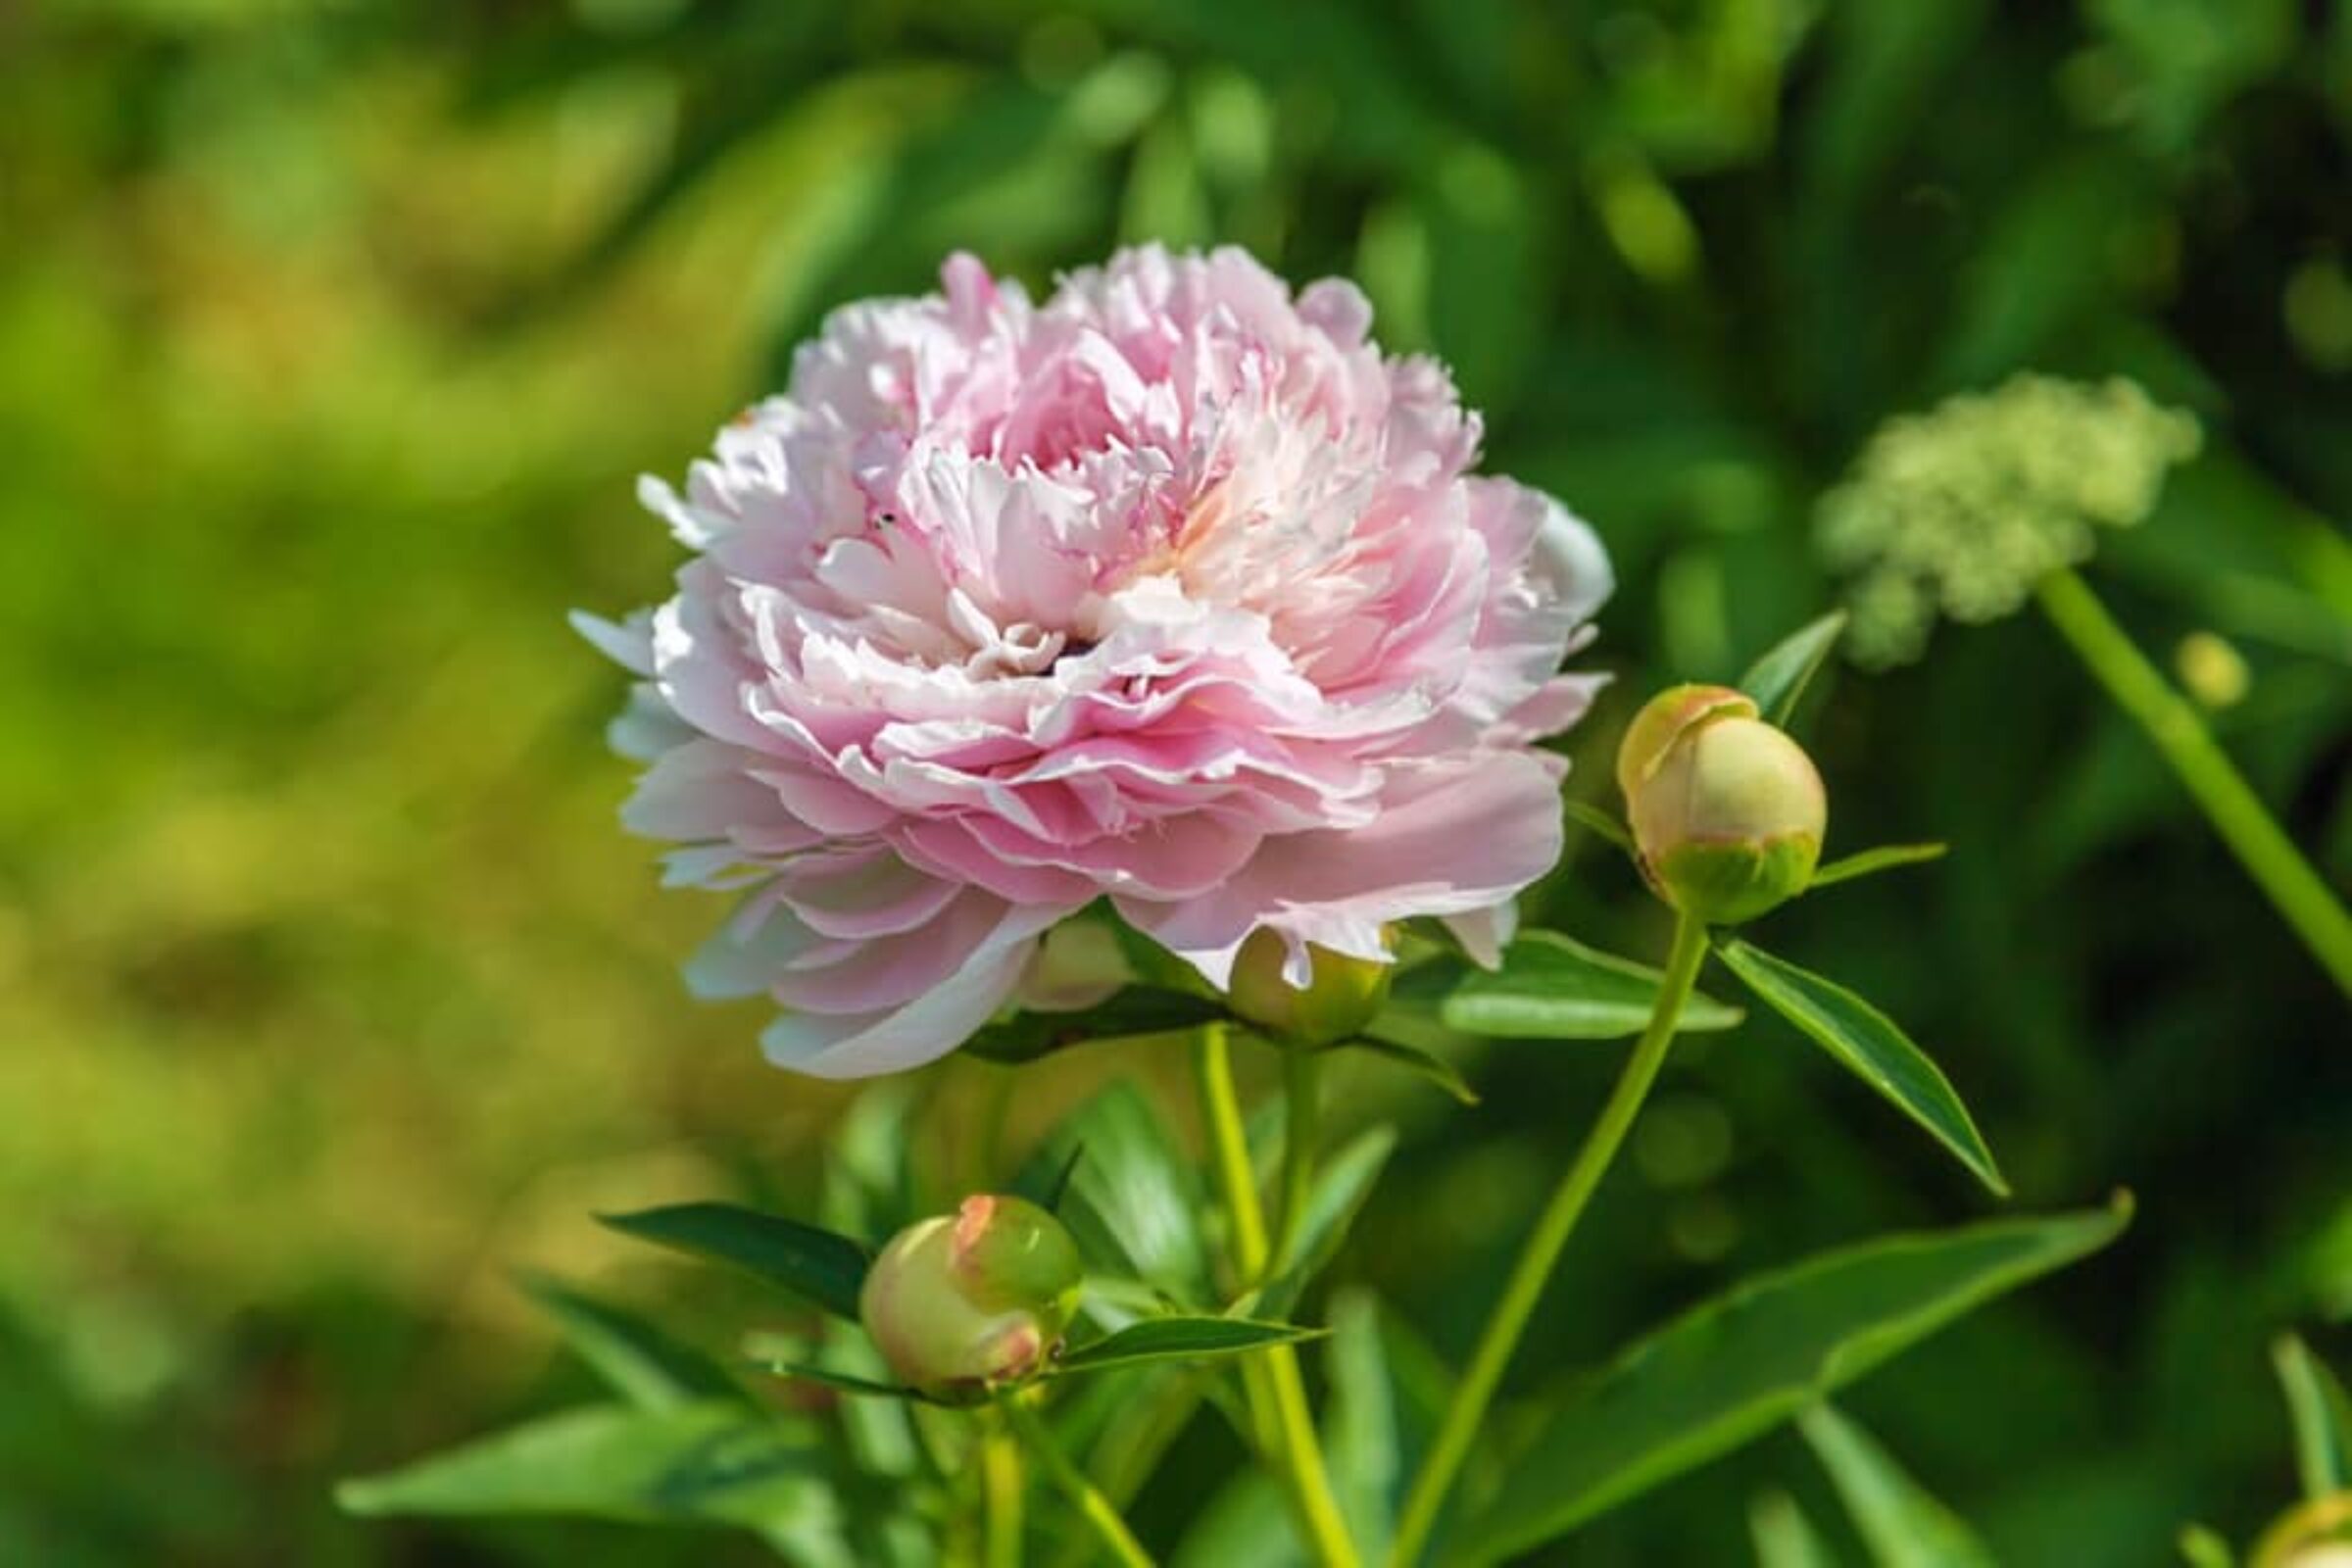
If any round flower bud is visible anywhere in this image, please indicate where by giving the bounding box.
[858,1195,1083,1401]
[1227,928,1394,1046]
[1617,684,1827,925]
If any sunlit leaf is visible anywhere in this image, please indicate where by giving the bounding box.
[1715,941,2006,1196]
[1740,612,1848,726]
[1750,1491,1843,1568]
[1800,1403,1995,1568]
[1395,930,1743,1041]
[1259,1126,1398,1317]
[1457,1199,2131,1562]
[1015,1082,1212,1303]
[600,1204,871,1321]
[1330,1034,1478,1104]
[2275,1334,2352,1499]
[520,1274,748,1413]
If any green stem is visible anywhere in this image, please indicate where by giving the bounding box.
[981,1412,1023,1568]
[997,1392,1156,1568]
[1194,1025,1362,1568]
[1273,1048,1322,1277]
[2037,568,2352,999]
[1388,911,1710,1568]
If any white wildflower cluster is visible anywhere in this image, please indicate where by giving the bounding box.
[1816,374,2201,666]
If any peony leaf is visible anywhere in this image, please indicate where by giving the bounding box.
[1810,843,1949,889]
[1799,1404,1995,1568]
[1015,1081,1212,1303]
[963,985,1226,1063]
[1715,940,2006,1196]
[1739,611,1847,725]
[1257,1126,1399,1318]
[1749,1492,1843,1568]
[599,1203,871,1321]
[1054,1315,1326,1375]
[2275,1334,2352,1499]
[1396,930,1743,1040]
[760,1361,931,1403]
[1455,1199,2131,1563]
[1564,798,1636,855]
[1330,1034,1479,1104]
[519,1274,749,1412]
[336,1401,837,1536]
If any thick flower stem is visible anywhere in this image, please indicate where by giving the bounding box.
[980,1412,1024,1568]
[1388,911,1710,1568]
[997,1391,1156,1568]
[2037,567,2352,999]
[1195,1024,1362,1568]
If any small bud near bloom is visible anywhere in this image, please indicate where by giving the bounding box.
[858,1195,1083,1400]
[1227,928,1394,1045]
[1618,685,1827,925]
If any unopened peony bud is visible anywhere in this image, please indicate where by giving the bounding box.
[1227,928,1393,1045]
[858,1195,1083,1400]
[1618,684,1827,925]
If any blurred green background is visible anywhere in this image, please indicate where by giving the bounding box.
[5,1,2349,1563]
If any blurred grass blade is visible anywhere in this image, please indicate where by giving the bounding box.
[1260,1126,1399,1317]
[1740,612,1847,726]
[1811,844,1949,889]
[599,1203,871,1320]
[1055,1316,1325,1374]
[1715,940,2006,1196]
[1565,798,1636,854]
[1332,1033,1479,1104]
[1014,1081,1212,1303]
[520,1274,748,1412]
[1397,930,1743,1040]
[2274,1334,2352,1498]
[2176,1524,2235,1568]
[336,1400,835,1531]
[1456,1198,2131,1563]
[1750,1491,1844,1568]
[760,1361,927,1402]
[1799,1404,1995,1568]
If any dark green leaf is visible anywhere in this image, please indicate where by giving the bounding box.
[1715,940,2006,1195]
[1016,1082,1211,1303]
[760,1361,929,1403]
[1565,799,1636,854]
[1457,1199,2131,1562]
[337,1401,835,1534]
[519,1274,748,1412]
[1395,930,1743,1041]
[1330,1034,1479,1104]
[2275,1334,2352,1499]
[1739,612,1847,726]
[600,1204,871,1321]
[1810,843,1950,889]
[963,985,1225,1064]
[1800,1404,1994,1568]
[1055,1316,1325,1375]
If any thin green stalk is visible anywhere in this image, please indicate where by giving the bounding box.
[997,1392,1156,1568]
[980,1413,1023,1568]
[2037,567,2352,999]
[1195,1024,1362,1568]
[1388,911,1710,1568]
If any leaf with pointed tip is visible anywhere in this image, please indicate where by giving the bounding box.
[760,1361,932,1403]
[1259,1126,1399,1318]
[1740,612,1847,725]
[1714,940,2006,1195]
[1013,1082,1211,1303]
[962,986,1225,1063]
[2275,1334,2352,1499]
[1750,1492,1843,1568]
[600,1204,871,1321]
[336,1401,835,1533]
[1332,1034,1479,1104]
[1565,799,1636,855]
[520,1274,748,1412]
[1456,1199,2131,1563]
[2176,1524,2235,1568]
[1394,930,1743,1041]
[1054,1316,1325,1375]
[1800,1404,1995,1568]
[1810,844,1949,889]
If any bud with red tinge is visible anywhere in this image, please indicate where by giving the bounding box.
[858,1195,1083,1400]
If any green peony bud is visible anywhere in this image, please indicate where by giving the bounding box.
[1618,684,1827,925]
[858,1195,1083,1400]
[1226,927,1394,1046]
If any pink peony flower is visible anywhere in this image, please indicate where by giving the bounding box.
[577,245,1610,1077]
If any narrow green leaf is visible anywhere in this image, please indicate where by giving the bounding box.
[1014,1082,1211,1303]
[1810,844,1950,889]
[2176,1524,2235,1568]
[1799,1404,1995,1568]
[336,1401,835,1533]
[1332,1034,1479,1104]
[1750,1491,1844,1568]
[1715,941,2006,1196]
[760,1361,929,1403]
[1259,1126,1399,1318]
[963,985,1226,1063]
[1054,1316,1325,1375]
[519,1274,747,1412]
[1457,1198,2131,1563]
[2274,1334,2352,1499]
[1396,930,1743,1040]
[1565,798,1636,855]
[1740,612,1848,725]
[600,1203,871,1321]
